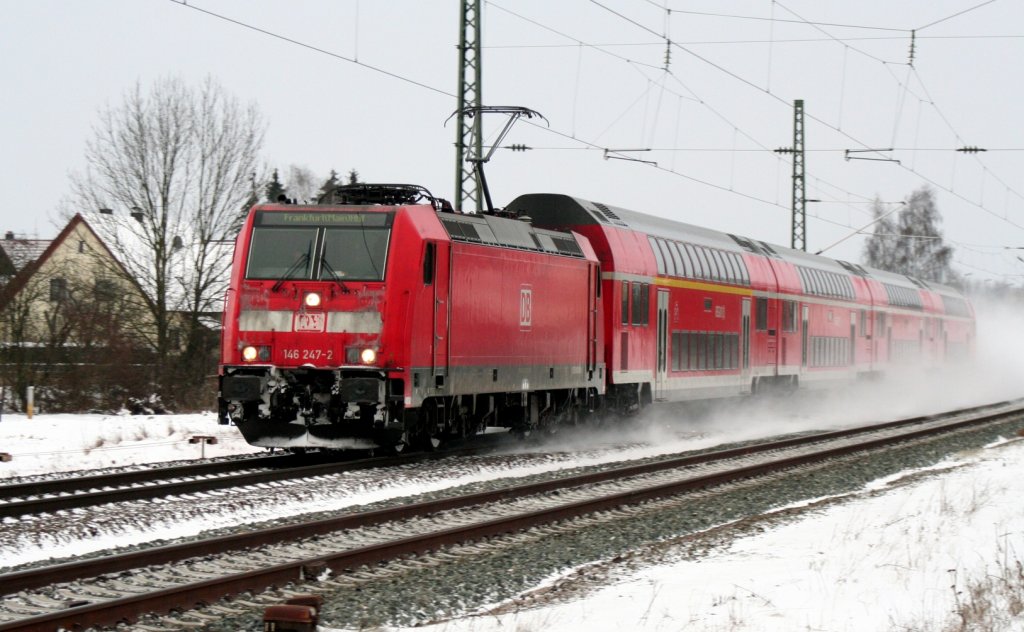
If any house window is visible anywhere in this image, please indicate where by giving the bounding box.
[94,278,117,301]
[78,240,86,253]
[49,278,68,301]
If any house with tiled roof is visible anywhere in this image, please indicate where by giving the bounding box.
[0,232,52,286]
[0,215,157,410]
[0,209,233,411]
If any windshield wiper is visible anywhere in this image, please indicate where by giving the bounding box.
[272,249,311,292]
[319,256,351,294]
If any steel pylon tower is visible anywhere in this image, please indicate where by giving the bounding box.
[774,99,807,251]
[454,0,483,214]
[789,99,807,251]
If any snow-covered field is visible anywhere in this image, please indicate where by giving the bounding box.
[376,436,1024,632]
[0,299,1021,631]
[0,412,259,479]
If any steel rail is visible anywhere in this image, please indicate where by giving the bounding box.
[0,441,496,519]
[0,401,1020,631]
[0,454,292,501]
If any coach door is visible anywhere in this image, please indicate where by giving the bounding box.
[801,305,809,368]
[741,298,751,376]
[655,290,669,401]
[432,242,451,385]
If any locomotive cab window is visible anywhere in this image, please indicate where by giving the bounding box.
[246,210,392,281]
[245,227,317,280]
[422,242,435,285]
[320,225,389,281]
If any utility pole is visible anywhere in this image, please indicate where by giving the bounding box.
[774,99,807,251]
[454,0,483,214]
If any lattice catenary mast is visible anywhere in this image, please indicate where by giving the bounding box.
[774,99,807,251]
[454,0,483,214]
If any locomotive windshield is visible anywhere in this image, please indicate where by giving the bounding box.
[245,210,392,281]
[246,227,317,280]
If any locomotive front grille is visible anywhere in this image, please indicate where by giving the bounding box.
[337,377,380,403]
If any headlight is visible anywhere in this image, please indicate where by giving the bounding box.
[360,348,377,365]
[241,345,270,362]
[304,292,322,308]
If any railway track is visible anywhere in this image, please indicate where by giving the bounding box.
[0,439,502,519]
[0,399,1021,631]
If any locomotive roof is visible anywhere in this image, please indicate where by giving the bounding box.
[437,210,586,258]
[508,193,961,297]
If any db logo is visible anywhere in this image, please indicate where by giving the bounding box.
[519,286,533,329]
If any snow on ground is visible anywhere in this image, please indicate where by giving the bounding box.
[0,412,260,478]
[365,435,1024,632]
[0,300,1020,629]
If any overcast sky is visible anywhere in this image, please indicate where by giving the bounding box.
[2,1,1022,281]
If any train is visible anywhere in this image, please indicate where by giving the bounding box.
[217,183,974,451]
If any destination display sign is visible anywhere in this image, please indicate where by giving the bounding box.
[255,211,392,228]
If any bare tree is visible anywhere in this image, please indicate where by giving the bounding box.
[67,76,265,395]
[863,196,899,272]
[862,186,957,283]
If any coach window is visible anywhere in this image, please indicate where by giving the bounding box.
[711,250,727,282]
[669,242,684,277]
[782,300,797,332]
[721,251,737,283]
[621,281,630,326]
[675,242,693,278]
[650,238,666,275]
[632,282,645,326]
[755,297,769,331]
[658,240,676,276]
[700,248,714,280]
[683,244,702,279]
[859,310,868,336]
[735,254,750,285]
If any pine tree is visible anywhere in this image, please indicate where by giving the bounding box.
[347,169,360,185]
[264,168,286,203]
[317,170,340,199]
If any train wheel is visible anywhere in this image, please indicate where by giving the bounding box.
[385,432,409,456]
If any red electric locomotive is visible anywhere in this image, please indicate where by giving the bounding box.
[219,185,974,451]
[218,185,604,451]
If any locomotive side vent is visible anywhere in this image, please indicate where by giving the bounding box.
[551,236,584,256]
[441,218,483,243]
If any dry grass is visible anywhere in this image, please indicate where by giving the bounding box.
[943,544,1024,632]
